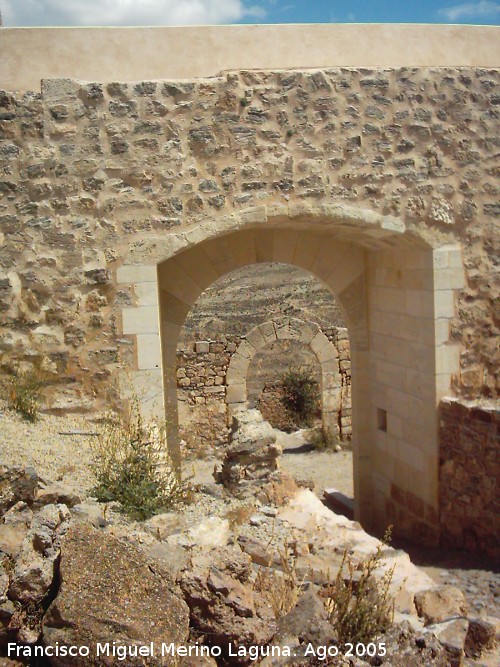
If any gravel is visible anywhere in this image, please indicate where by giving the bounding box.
[0,403,97,495]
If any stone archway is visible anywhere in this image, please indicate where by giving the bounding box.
[117,202,465,544]
[225,316,344,439]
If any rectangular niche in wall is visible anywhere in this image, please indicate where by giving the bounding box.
[377,408,387,433]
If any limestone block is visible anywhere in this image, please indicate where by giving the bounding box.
[158,260,201,304]
[239,205,267,224]
[235,339,257,360]
[245,325,267,350]
[310,331,337,363]
[116,264,157,284]
[122,305,159,334]
[435,344,461,375]
[227,352,251,374]
[134,281,159,306]
[434,290,456,318]
[225,364,247,386]
[226,383,247,405]
[322,372,341,390]
[195,341,210,354]
[270,229,299,264]
[137,333,162,370]
[323,388,343,413]
[227,230,258,266]
[292,233,323,270]
[174,246,220,290]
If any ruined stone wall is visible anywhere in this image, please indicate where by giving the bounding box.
[0,67,498,414]
[176,326,352,452]
[439,398,499,558]
[176,336,239,453]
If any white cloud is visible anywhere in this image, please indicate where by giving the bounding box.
[438,1,500,21]
[2,0,266,27]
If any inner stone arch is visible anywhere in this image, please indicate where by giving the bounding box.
[226,316,345,441]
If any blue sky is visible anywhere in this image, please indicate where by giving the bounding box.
[254,1,500,25]
[2,0,500,27]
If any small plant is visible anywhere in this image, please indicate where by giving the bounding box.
[323,528,395,644]
[5,357,54,422]
[239,97,249,107]
[226,504,255,531]
[254,545,304,619]
[286,128,294,138]
[90,399,193,520]
[309,427,341,452]
[279,367,320,429]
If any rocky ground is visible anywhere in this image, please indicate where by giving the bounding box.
[0,406,498,666]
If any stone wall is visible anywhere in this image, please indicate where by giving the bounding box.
[177,336,240,453]
[439,398,499,558]
[0,68,497,412]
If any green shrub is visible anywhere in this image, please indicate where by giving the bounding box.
[5,358,53,422]
[90,400,192,520]
[279,367,319,428]
[324,528,395,644]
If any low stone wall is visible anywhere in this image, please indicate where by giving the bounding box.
[176,336,241,454]
[439,398,499,558]
[176,326,352,452]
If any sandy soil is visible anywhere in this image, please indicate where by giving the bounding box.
[0,403,97,494]
[276,429,354,497]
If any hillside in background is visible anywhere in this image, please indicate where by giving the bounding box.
[180,262,346,344]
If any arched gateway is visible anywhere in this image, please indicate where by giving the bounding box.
[225,315,345,439]
[117,203,464,544]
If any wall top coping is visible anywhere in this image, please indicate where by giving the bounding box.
[440,396,500,414]
[1,24,499,92]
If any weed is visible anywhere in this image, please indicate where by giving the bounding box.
[279,367,320,429]
[254,544,305,619]
[226,504,255,531]
[90,399,193,520]
[323,528,395,644]
[4,357,54,422]
[309,427,341,452]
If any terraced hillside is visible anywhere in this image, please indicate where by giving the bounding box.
[179,262,346,343]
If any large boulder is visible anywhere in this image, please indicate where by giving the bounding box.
[35,482,81,508]
[259,589,337,666]
[0,502,33,558]
[426,618,469,667]
[465,616,499,659]
[43,523,190,666]
[180,545,276,662]
[0,464,40,515]
[8,504,70,606]
[7,503,71,644]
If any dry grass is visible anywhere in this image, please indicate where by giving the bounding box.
[254,544,305,619]
[3,357,54,423]
[323,528,395,644]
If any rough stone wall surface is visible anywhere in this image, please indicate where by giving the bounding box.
[0,67,498,413]
[439,398,499,558]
